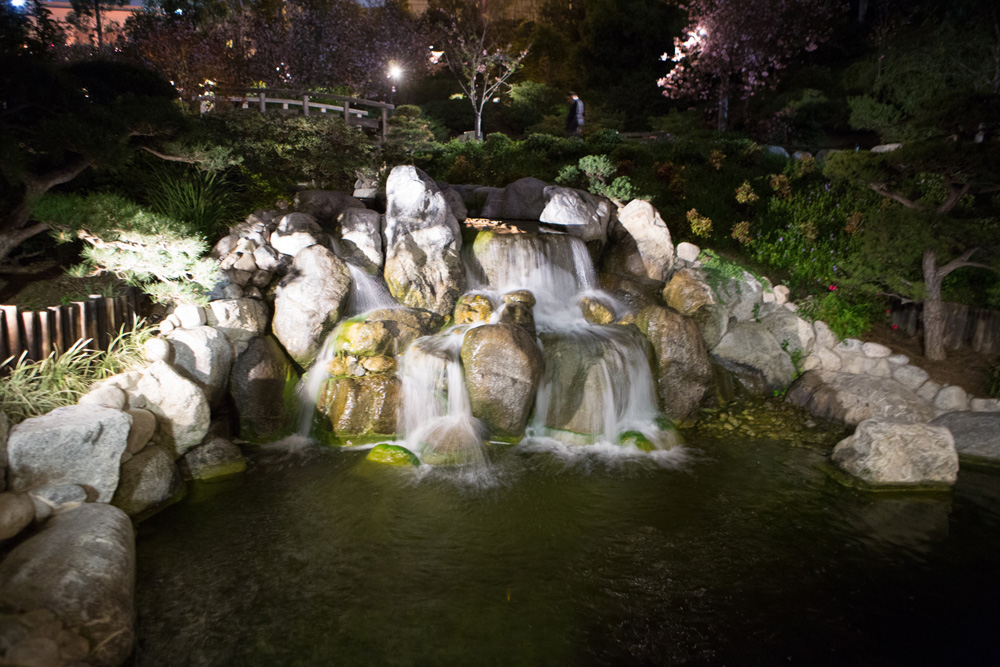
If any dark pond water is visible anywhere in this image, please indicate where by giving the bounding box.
[133,437,1000,666]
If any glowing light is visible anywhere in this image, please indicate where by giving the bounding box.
[11,0,27,8]
[388,62,403,80]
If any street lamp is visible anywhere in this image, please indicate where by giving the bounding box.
[387,61,402,107]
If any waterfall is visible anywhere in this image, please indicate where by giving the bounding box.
[398,331,488,466]
[344,261,398,317]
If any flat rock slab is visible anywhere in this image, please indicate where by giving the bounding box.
[832,419,958,487]
[0,503,135,667]
[786,370,935,426]
[929,411,1000,463]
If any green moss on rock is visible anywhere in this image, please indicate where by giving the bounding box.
[365,444,420,467]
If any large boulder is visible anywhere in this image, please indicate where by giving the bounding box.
[316,375,400,438]
[480,177,549,220]
[832,419,958,487]
[228,336,297,443]
[0,503,135,667]
[339,208,384,270]
[293,189,365,229]
[7,406,131,503]
[461,324,545,440]
[269,212,324,257]
[539,186,613,244]
[929,411,1000,463]
[636,305,714,421]
[166,325,234,407]
[111,445,183,517]
[331,307,442,359]
[662,268,716,315]
[133,361,211,458]
[786,370,935,426]
[601,200,675,283]
[273,244,352,367]
[715,270,766,322]
[206,298,270,356]
[711,320,796,390]
[759,310,816,358]
[383,166,465,315]
[0,492,34,542]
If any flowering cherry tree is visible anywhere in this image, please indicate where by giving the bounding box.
[658,0,847,131]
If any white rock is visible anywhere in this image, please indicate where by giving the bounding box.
[133,361,211,459]
[934,385,970,412]
[173,304,207,329]
[832,419,957,486]
[816,347,842,371]
[143,337,174,364]
[971,398,1000,412]
[887,354,909,365]
[675,242,701,262]
[862,342,892,358]
[917,381,942,403]
[78,384,127,411]
[892,364,930,392]
[813,320,838,349]
[773,285,790,304]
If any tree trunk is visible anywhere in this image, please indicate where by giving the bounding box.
[475,110,483,140]
[717,91,729,133]
[922,249,947,361]
[94,0,103,51]
[0,223,50,266]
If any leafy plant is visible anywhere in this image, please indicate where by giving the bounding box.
[797,291,878,340]
[34,193,220,305]
[0,317,155,425]
[144,167,236,239]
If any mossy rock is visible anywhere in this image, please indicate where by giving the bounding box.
[454,293,495,325]
[618,430,656,452]
[365,444,420,467]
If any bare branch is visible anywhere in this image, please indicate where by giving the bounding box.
[869,183,926,211]
[139,146,201,164]
[936,181,973,214]
[937,247,996,279]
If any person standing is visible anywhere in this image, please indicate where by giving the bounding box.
[565,92,584,136]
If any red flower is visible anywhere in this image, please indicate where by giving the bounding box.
[829,285,837,291]
[892,325,898,330]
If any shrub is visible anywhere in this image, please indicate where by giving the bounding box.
[144,166,236,239]
[797,290,879,340]
[34,193,220,305]
[687,209,713,237]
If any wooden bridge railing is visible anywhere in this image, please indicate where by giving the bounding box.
[203,88,395,138]
[0,288,141,366]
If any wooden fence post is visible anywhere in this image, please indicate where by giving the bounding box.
[21,311,39,362]
[381,106,389,140]
[344,99,351,124]
[50,305,67,354]
[302,94,310,117]
[89,295,107,350]
[0,309,8,362]
[1,305,20,361]
[259,90,266,112]
[38,309,54,360]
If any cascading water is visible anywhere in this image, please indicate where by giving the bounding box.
[344,261,399,316]
[462,228,676,450]
[398,330,488,466]
[295,261,399,440]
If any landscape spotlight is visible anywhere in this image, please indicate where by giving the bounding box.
[11,0,27,8]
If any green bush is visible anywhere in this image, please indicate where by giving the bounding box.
[144,166,236,239]
[797,290,879,340]
[34,193,220,305]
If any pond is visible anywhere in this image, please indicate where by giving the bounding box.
[133,437,1000,666]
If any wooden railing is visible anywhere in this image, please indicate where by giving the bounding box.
[205,88,395,138]
[0,288,141,365]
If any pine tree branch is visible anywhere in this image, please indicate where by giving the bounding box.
[869,182,926,210]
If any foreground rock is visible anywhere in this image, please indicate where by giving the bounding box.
[166,325,234,407]
[602,199,675,283]
[134,361,211,458]
[6,406,131,503]
[831,419,958,487]
[461,324,544,440]
[786,370,935,426]
[636,305,714,421]
[273,244,352,367]
[0,504,135,667]
[228,336,297,443]
[111,445,183,517]
[929,411,1000,463]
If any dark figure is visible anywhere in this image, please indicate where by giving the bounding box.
[565,92,584,136]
